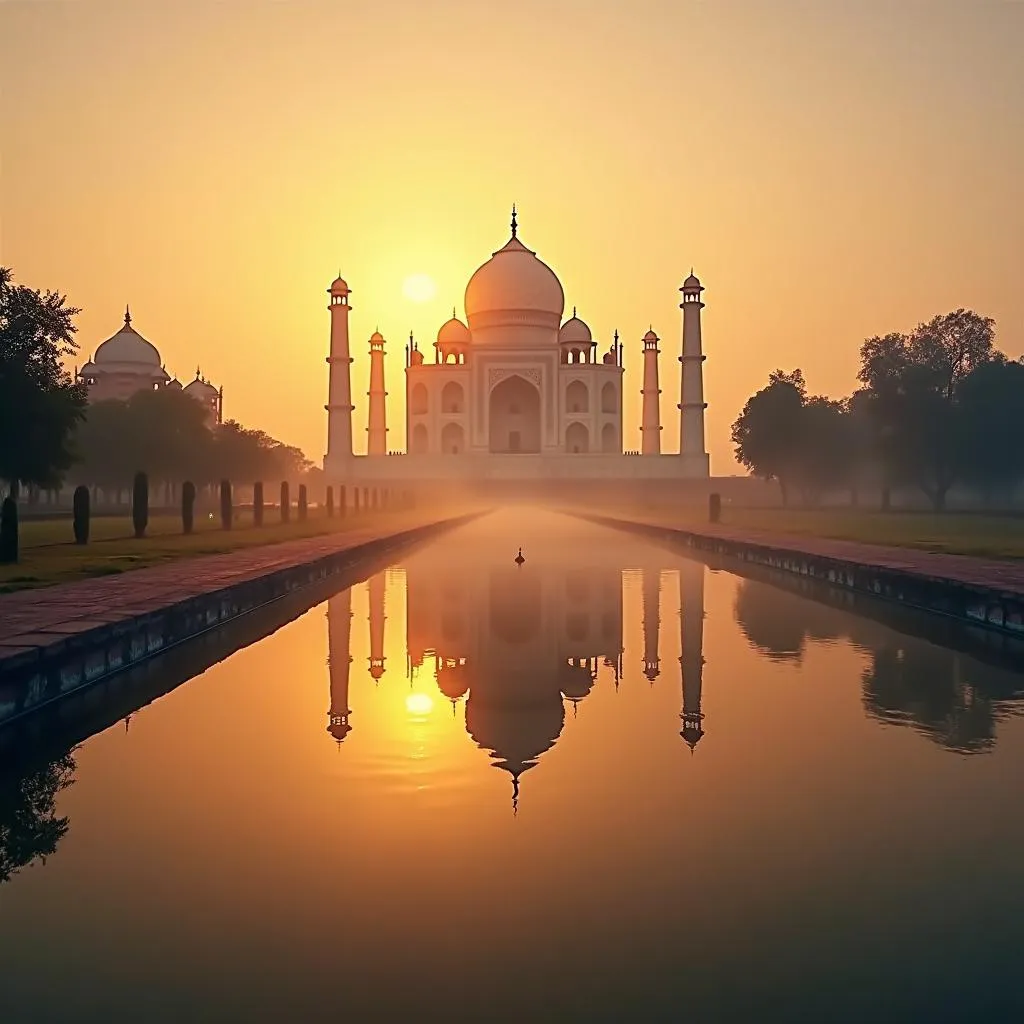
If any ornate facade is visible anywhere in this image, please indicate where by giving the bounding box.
[323,209,710,482]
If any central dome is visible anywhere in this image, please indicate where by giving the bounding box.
[94,311,162,368]
[464,233,564,325]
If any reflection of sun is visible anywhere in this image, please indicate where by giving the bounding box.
[402,273,436,303]
[405,692,434,716]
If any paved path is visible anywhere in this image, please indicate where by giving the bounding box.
[0,514,458,657]
[591,513,1024,596]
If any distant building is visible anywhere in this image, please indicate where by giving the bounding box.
[78,306,223,425]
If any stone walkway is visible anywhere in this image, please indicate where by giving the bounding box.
[591,514,1024,596]
[0,515,455,659]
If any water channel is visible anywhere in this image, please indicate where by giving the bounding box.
[2,509,1024,1022]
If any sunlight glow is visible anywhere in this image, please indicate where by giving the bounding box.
[402,273,437,304]
[405,692,434,717]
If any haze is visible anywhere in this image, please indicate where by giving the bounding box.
[2,0,1021,469]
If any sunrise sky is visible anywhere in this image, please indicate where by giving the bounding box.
[2,1,1022,469]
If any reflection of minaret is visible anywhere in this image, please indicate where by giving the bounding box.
[642,567,661,682]
[368,571,386,681]
[327,588,354,744]
[679,559,706,751]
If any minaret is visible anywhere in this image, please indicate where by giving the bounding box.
[679,558,706,751]
[367,330,388,456]
[642,567,661,683]
[678,272,710,475]
[326,276,355,464]
[640,329,662,455]
[368,571,386,681]
[327,589,354,744]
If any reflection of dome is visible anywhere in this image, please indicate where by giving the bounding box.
[437,659,471,701]
[465,224,564,324]
[437,316,470,346]
[91,308,168,382]
[559,310,591,346]
[559,660,594,702]
[328,716,352,743]
[465,696,565,807]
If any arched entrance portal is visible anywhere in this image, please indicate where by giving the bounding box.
[489,375,541,453]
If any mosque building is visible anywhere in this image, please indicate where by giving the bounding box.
[323,208,710,482]
[78,307,224,426]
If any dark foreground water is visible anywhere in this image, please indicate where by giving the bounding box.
[3,509,1024,1023]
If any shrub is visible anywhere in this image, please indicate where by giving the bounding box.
[220,479,233,530]
[280,482,290,523]
[0,496,18,564]
[132,472,149,538]
[253,481,264,526]
[298,484,308,521]
[709,492,722,524]
[73,485,90,544]
[326,486,334,517]
[339,485,346,516]
[182,481,196,534]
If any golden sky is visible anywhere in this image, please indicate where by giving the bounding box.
[2,1,1022,468]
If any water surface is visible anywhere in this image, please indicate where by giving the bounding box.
[2,509,1024,1022]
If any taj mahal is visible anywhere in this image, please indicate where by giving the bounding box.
[323,208,710,483]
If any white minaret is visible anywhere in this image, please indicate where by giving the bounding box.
[678,271,710,476]
[640,329,662,455]
[326,275,355,468]
[367,330,388,456]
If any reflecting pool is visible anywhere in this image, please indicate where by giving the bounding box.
[3,509,1024,1022]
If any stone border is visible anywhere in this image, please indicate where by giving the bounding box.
[579,513,1024,638]
[0,513,478,731]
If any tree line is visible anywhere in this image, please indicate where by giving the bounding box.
[731,309,1024,510]
[0,266,314,503]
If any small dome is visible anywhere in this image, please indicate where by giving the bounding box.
[437,315,470,346]
[184,374,218,399]
[370,331,385,344]
[93,309,163,368]
[166,379,183,391]
[643,329,659,342]
[681,271,702,291]
[410,347,425,366]
[559,310,592,346]
[79,361,99,377]
[329,275,350,295]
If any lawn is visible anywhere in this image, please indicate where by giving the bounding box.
[0,505,453,593]
[580,501,1024,560]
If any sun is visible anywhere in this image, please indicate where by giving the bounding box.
[402,273,437,304]
[405,692,434,717]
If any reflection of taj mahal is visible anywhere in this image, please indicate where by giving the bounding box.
[323,208,710,482]
[326,552,708,807]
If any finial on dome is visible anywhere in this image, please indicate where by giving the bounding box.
[452,306,456,318]
[124,304,131,327]
[195,365,200,380]
[573,306,577,318]
[511,203,517,238]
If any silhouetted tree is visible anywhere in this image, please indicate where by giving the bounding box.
[731,369,806,506]
[957,357,1024,504]
[0,267,87,491]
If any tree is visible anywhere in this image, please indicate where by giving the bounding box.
[0,267,87,490]
[731,369,806,506]
[957,357,1024,503]
[794,397,856,505]
[856,311,996,511]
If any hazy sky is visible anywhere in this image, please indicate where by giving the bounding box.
[2,1,1022,468]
